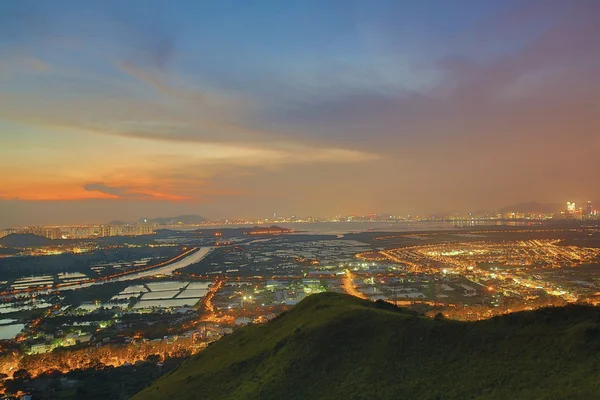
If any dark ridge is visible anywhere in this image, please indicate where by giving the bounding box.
[0,233,53,247]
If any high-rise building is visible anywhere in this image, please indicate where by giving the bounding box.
[41,227,62,240]
[567,202,576,214]
[587,201,593,216]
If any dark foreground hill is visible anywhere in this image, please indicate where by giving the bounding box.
[132,293,600,400]
[0,233,53,247]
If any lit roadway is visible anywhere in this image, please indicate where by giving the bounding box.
[199,278,234,324]
[178,278,228,330]
[199,278,223,315]
[380,250,424,273]
[342,269,367,299]
[342,268,442,307]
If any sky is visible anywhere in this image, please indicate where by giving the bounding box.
[1,0,599,226]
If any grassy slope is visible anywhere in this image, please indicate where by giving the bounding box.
[133,293,600,400]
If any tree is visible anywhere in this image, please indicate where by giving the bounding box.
[40,368,62,379]
[146,354,161,364]
[86,358,105,370]
[13,368,32,381]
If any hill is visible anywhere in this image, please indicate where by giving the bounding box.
[0,234,53,247]
[133,293,600,400]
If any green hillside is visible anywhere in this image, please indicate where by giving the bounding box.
[132,293,600,400]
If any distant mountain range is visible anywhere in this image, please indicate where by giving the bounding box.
[497,201,563,214]
[137,215,207,225]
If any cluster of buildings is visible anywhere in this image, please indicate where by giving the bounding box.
[29,331,93,355]
[0,226,64,240]
[379,238,600,304]
[3,199,598,243]
[209,202,600,224]
[490,201,599,221]
[200,238,371,276]
[5,224,600,383]
[0,223,155,240]
[559,201,598,220]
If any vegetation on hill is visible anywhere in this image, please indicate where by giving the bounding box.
[133,292,600,400]
[2,356,187,400]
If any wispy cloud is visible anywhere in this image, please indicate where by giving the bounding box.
[83,182,189,201]
[1,0,598,221]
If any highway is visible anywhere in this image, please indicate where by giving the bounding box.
[342,269,367,299]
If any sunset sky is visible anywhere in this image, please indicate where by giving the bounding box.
[1,0,599,226]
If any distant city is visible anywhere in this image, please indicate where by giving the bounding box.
[1,200,598,240]
[2,208,600,390]
[3,0,599,397]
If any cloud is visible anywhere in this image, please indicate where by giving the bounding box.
[1,0,599,222]
[0,55,50,74]
[0,0,385,160]
[83,182,190,201]
[261,0,600,149]
[83,183,132,198]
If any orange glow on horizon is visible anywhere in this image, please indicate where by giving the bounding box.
[1,178,192,202]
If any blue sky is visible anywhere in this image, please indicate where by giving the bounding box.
[1,0,599,225]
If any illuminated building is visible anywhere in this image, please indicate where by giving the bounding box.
[0,229,15,239]
[8,226,63,240]
[587,201,593,216]
[567,202,576,214]
[2,223,155,240]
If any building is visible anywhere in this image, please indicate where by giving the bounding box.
[29,343,52,355]
[100,225,118,237]
[235,316,252,326]
[2,226,62,239]
[587,201,593,216]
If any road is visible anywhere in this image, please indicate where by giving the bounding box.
[342,269,367,299]
[380,250,423,273]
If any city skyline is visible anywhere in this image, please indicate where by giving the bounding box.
[2,0,600,226]
[2,198,599,236]
[1,197,598,228]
